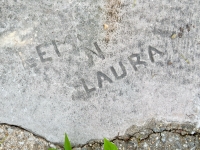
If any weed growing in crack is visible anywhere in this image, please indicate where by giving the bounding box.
[48,133,72,150]
[103,138,118,150]
[48,134,118,150]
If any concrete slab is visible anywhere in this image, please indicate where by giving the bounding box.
[0,0,200,145]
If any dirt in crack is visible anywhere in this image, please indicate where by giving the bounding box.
[104,0,122,43]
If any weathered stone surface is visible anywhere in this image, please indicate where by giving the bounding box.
[1,121,200,150]
[73,120,200,150]
[0,0,200,144]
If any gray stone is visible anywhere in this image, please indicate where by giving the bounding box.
[0,0,200,145]
[72,121,200,149]
[1,122,200,149]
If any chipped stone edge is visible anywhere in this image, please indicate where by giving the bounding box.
[0,118,199,148]
[73,119,199,148]
[0,122,63,148]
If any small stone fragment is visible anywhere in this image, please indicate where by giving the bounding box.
[103,24,109,30]
[171,32,177,39]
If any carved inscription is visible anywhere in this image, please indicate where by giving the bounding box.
[97,71,113,88]
[148,46,164,63]
[36,43,53,62]
[36,40,62,62]
[52,40,61,57]
[81,79,96,96]
[85,42,105,66]
[33,39,164,96]
[110,61,127,80]
[128,54,147,71]
[81,45,165,95]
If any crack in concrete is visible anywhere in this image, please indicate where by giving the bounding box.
[73,120,200,148]
[77,129,198,148]
[0,123,63,147]
[1,119,200,149]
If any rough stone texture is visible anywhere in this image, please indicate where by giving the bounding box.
[1,0,200,145]
[1,120,200,150]
[0,124,62,150]
[74,120,200,149]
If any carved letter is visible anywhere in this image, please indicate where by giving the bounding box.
[52,40,61,57]
[85,42,105,66]
[97,71,113,88]
[128,54,147,71]
[110,61,127,80]
[148,46,164,63]
[36,43,52,62]
[81,79,96,95]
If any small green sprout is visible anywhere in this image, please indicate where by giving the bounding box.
[103,138,118,150]
[48,133,72,150]
[48,148,58,150]
[49,134,118,150]
[64,133,72,150]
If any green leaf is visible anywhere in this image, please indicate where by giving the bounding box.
[103,138,118,150]
[64,133,72,150]
[48,148,58,150]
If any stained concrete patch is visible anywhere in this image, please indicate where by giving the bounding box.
[0,0,200,145]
